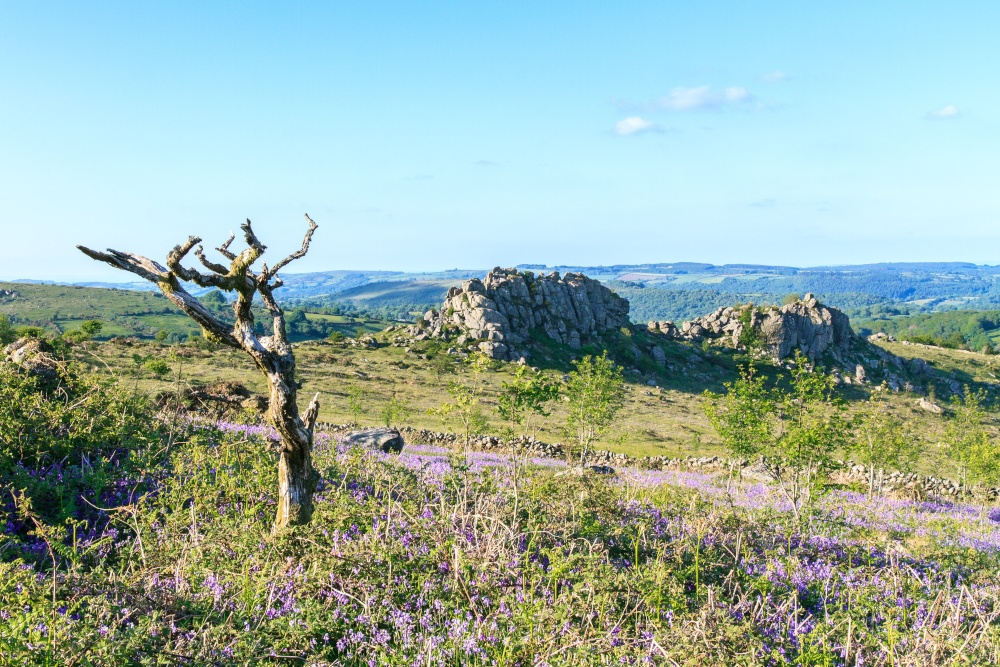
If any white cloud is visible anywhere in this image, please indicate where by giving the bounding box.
[927,104,960,119]
[655,86,755,111]
[614,116,660,136]
[760,71,790,83]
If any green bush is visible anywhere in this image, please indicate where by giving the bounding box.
[144,358,171,377]
[0,362,161,532]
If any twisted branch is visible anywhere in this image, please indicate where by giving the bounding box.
[216,233,237,261]
[76,244,237,347]
[264,214,318,281]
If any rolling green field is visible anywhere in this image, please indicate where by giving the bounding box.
[0,281,389,343]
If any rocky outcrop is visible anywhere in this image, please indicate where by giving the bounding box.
[415,268,629,360]
[4,337,60,382]
[648,294,853,362]
[155,380,268,418]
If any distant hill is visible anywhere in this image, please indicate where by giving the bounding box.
[9,261,1000,333]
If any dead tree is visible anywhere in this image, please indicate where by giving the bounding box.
[78,215,322,531]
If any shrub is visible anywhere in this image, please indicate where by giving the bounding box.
[0,314,16,345]
[145,358,171,377]
[0,362,160,539]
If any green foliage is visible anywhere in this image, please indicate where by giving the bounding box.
[0,314,14,345]
[200,289,227,306]
[861,309,1000,351]
[346,384,368,425]
[379,393,412,428]
[736,306,763,354]
[942,387,999,496]
[496,365,559,438]
[705,354,847,519]
[144,358,171,377]
[155,329,169,342]
[851,386,920,494]
[0,362,159,529]
[770,356,848,519]
[79,319,104,337]
[565,351,626,464]
[430,352,494,448]
[328,330,345,344]
[782,293,801,305]
[703,362,775,461]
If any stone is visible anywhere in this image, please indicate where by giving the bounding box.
[855,364,866,383]
[421,267,629,361]
[4,337,59,382]
[917,398,944,414]
[343,427,405,454]
[650,345,667,367]
[651,297,854,362]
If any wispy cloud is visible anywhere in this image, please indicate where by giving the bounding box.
[927,104,960,120]
[653,86,755,112]
[760,71,790,83]
[404,173,433,181]
[614,116,660,136]
[475,159,499,167]
[750,198,776,208]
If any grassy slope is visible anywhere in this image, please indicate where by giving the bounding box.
[1,281,201,339]
[71,332,1000,477]
[0,281,392,342]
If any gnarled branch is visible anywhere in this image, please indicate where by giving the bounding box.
[195,245,231,277]
[76,244,237,347]
[264,214,318,281]
[216,233,237,261]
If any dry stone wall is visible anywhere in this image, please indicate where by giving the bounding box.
[315,422,988,500]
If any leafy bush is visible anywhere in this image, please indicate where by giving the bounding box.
[0,362,161,555]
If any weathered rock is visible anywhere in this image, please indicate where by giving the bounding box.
[156,380,268,418]
[4,337,59,381]
[650,295,853,362]
[343,427,405,454]
[917,397,944,414]
[422,267,630,360]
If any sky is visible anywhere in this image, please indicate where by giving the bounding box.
[1,1,998,281]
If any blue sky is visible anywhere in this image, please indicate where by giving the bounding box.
[1,1,998,280]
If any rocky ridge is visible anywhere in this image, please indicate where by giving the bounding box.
[647,293,852,361]
[647,294,941,391]
[402,267,630,361]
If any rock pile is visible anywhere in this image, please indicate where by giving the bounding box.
[156,380,268,418]
[407,267,630,361]
[648,294,853,362]
[4,337,60,382]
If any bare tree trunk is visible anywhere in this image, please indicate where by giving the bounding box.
[276,443,317,527]
[267,366,320,530]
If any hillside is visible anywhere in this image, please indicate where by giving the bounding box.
[0,282,388,343]
[4,336,1000,664]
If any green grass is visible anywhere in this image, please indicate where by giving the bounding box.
[66,331,1000,476]
[0,281,390,343]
